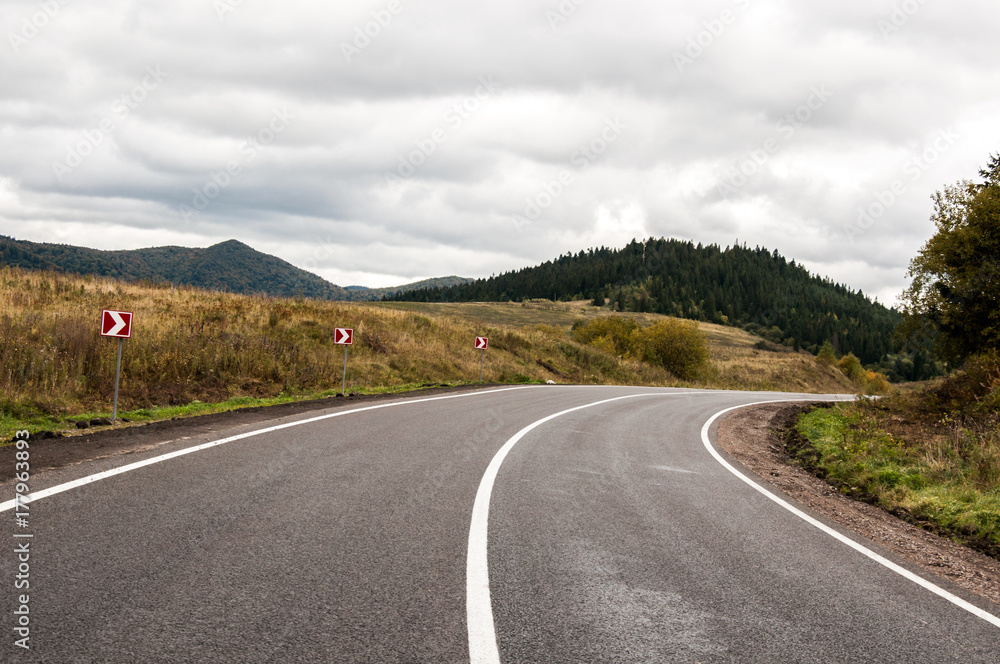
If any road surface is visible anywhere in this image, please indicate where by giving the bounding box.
[3,385,999,662]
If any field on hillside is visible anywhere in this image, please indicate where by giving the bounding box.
[377,300,856,394]
[1,268,854,437]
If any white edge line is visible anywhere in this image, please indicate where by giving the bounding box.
[701,399,1000,630]
[467,391,695,664]
[1,386,539,513]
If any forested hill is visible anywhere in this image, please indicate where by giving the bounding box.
[389,238,901,364]
[0,237,472,301]
[0,237,352,300]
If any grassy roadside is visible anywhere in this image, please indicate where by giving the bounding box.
[1,266,855,440]
[793,356,1000,559]
[0,382,471,444]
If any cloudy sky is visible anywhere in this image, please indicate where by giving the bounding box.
[2,0,998,303]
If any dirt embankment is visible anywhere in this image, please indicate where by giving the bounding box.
[716,402,1000,610]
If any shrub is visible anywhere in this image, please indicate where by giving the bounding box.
[837,353,865,380]
[832,352,891,394]
[571,316,639,357]
[932,351,1000,416]
[573,315,710,381]
[863,370,891,395]
[816,340,837,365]
[632,319,710,381]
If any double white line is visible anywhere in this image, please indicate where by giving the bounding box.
[466,394,1000,664]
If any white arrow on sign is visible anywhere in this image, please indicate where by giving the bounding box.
[106,312,126,335]
[475,336,489,350]
[335,328,354,345]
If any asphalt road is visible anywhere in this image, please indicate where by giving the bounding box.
[3,385,999,662]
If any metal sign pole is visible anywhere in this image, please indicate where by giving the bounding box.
[480,348,485,382]
[112,337,123,423]
[342,344,348,395]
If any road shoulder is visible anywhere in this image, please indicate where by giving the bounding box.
[0,384,499,481]
[716,401,1000,610]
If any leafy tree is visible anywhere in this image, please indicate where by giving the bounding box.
[979,152,1000,188]
[900,170,1000,362]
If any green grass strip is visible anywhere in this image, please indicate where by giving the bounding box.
[796,405,1000,557]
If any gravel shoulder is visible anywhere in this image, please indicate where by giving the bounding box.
[716,401,1000,610]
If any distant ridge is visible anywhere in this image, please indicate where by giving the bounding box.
[0,236,468,301]
[364,276,474,299]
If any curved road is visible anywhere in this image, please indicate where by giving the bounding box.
[3,385,999,662]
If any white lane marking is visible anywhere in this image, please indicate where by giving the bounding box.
[701,400,1000,630]
[0,386,538,513]
[466,391,695,664]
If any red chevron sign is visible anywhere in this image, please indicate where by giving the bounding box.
[475,336,489,350]
[100,309,133,338]
[335,328,354,345]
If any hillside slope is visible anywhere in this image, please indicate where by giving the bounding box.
[390,237,901,364]
[0,267,853,436]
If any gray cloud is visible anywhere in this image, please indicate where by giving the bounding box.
[2,0,998,303]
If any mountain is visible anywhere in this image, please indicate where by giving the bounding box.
[0,236,468,301]
[0,236,351,299]
[387,237,902,364]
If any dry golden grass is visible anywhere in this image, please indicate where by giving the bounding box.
[376,300,856,394]
[0,267,855,435]
[0,269,668,418]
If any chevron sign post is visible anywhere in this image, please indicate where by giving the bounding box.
[475,336,489,382]
[100,309,134,423]
[334,327,353,395]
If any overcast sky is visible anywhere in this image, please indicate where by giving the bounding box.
[2,0,998,303]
